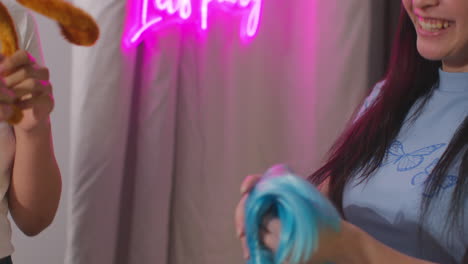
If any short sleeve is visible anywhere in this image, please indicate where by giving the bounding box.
[18,11,44,65]
[3,0,45,65]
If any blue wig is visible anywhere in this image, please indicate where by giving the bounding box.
[244,164,341,264]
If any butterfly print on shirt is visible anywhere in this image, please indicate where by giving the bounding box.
[380,141,446,172]
[411,158,458,198]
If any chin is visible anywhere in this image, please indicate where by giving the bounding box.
[416,41,446,61]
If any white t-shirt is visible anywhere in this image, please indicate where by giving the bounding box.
[0,0,43,258]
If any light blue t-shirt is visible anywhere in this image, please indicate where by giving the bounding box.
[343,69,468,263]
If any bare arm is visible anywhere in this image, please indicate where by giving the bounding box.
[1,50,61,236]
[315,186,441,264]
[8,121,61,236]
[316,178,444,264]
[344,222,440,264]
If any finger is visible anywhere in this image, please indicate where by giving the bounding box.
[262,219,281,251]
[240,236,250,259]
[240,174,262,194]
[235,194,248,238]
[15,93,54,112]
[0,81,16,104]
[235,194,253,259]
[3,65,49,87]
[0,50,34,75]
[12,79,52,99]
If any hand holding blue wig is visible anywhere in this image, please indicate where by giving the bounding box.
[244,164,341,264]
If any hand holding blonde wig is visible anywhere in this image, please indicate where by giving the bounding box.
[0,0,99,123]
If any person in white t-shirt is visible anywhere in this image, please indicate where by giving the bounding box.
[0,1,62,263]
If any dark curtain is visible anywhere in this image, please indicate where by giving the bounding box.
[368,0,402,88]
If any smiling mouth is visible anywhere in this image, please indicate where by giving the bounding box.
[416,16,454,32]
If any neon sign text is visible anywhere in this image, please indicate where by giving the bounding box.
[124,0,262,47]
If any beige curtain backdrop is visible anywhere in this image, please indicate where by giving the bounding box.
[66,0,400,263]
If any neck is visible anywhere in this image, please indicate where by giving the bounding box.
[442,58,468,73]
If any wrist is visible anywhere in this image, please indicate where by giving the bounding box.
[14,119,52,139]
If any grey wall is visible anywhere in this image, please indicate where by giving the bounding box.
[11,14,71,264]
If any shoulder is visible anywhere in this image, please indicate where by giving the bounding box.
[1,0,28,24]
[1,0,43,63]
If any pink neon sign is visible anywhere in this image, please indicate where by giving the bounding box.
[124,0,262,47]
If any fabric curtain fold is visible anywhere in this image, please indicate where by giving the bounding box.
[67,1,398,263]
